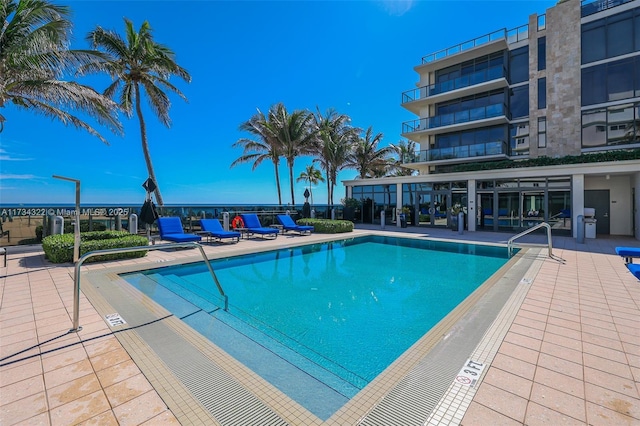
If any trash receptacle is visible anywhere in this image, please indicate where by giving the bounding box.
[400,214,407,228]
[584,207,597,239]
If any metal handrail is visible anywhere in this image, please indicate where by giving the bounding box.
[70,241,227,332]
[507,222,553,258]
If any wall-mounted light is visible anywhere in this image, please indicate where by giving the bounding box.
[606,174,610,180]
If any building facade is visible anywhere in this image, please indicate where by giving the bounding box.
[344,0,640,240]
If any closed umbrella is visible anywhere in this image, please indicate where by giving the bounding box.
[140,199,158,225]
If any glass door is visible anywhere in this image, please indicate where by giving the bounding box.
[521,191,545,228]
[477,193,494,230]
[497,192,520,231]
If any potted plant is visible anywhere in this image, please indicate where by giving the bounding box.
[342,198,361,221]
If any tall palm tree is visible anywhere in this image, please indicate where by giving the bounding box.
[388,139,418,176]
[0,0,122,141]
[296,164,324,206]
[347,126,393,178]
[231,108,283,205]
[311,108,358,207]
[267,103,315,206]
[84,19,191,206]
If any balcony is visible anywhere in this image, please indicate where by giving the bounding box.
[419,24,528,66]
[402,103,508,136]
[401,66,507,111]
[581,0,634,17]
[404,141,509,165]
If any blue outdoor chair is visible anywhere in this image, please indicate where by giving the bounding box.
[240,214,279,239]
[276,215,314,235]
[615,246,640,264]
[627,263,640,280]
[157,217,201,243]
[199,219,240,243]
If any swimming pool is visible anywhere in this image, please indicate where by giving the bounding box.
[122,235,512,419]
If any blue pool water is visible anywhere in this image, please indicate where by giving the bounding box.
[122,236,511,418]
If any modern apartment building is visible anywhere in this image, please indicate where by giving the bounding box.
[344,0,640,240]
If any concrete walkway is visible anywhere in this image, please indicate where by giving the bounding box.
[0,226,638,425]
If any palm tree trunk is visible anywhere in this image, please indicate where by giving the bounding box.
[288,160,295,206]
[273,160,282,205]
[135,84,164,206]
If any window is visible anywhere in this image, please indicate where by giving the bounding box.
[581,56,640,106]
[510,85,529,119]
[608,12,634,58]
[510,122,530,155]
[582,103,640,147]
[538,37,546,71]
[509,46,529,84]
[538,78,546,109]
[538,117,547,148]
[581,9,638,64]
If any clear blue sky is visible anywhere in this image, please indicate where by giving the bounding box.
[0,0,556,206]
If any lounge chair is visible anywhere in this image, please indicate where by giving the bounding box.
[615,246,640,264]
[157,217,201,243]
[240,214,279,239]
[276,214,314,235]
[627,263,640,280]
[199,219,240,243]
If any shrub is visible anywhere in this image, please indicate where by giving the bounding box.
[297,218,353,233]
[36,221,107,242]
[42,231,149,263]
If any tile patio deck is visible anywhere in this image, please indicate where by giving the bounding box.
[0,226,638,425]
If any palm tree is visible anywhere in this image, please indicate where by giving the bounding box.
[347,126,393,178]
[84,19,191,206]
[388,139,418,176]
[296,164,324,206]
[267,103,315,206]
[0,0,122,141]
[311,108,358,208]
[232,108,283,205]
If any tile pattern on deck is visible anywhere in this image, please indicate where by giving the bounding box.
[1,227,639,425]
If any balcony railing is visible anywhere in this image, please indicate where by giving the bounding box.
[404,140,508,163]
[402,66,506,104]
[420,24,528,64]
[581,0,634,17]
[402,103,507,134]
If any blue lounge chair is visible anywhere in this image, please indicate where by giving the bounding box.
[157,217,201,243]
[615,246,640,264]
[276,214,314,235]
[627,263,640,280]
[199,219,240,243]
[240,214,279,239]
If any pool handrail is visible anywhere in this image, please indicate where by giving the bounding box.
[70,241,227,332]
[507,222,553,258]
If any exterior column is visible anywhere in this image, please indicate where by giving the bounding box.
[467,179,476,232]
[572,174,585,239]
[396,183,403,228]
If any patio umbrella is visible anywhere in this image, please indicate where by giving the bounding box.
[140,198,158,225]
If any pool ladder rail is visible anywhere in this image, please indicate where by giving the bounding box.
[70,241,227,333]
[507,222,564,263]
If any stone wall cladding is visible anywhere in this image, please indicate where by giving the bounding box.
[545,0,581,157]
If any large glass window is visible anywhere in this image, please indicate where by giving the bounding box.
[510,85,529,119]
[538,37,546,71]
[582,56,640,106]
[538,78,546,109]
[608,59,634,101]
[582,103,640,147]
[509,46,529,84]
[582,9,639,64]
[608,12,634,58]
[582,20,606,63]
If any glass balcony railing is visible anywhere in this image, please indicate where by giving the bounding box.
[581,0,633,17]
[420,24,528,64]
[402,66,506,104]
[404,141,508,163]
[402,103,507,134]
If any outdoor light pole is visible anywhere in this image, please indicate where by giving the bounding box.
[52,175,81,263]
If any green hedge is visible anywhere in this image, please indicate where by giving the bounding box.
[42,231,149,263]
[450,149,640,173]
[36,221,107,241]
[297,218,353,233]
